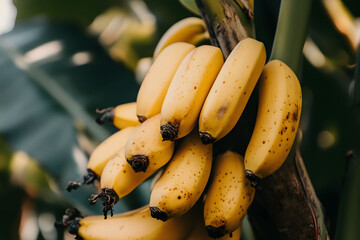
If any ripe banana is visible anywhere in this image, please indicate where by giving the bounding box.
[125,114,175,172]
[96,102,140,129]
[186,209,242,240]
[199,38,266,144]
[160,45,224,141]
[57,205,196,240]
[244,60,302,187]
[89,147,165,218]
[136,42,195,123]
[149,129,213,221]
[204,151,254,238]
[153,17,209,58]
[66,126,136,191]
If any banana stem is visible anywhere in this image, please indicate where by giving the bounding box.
[195,0,255,58]
[269,0,312,75]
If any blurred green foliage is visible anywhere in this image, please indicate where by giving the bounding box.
[0,0,360,239]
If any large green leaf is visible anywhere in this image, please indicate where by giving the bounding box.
[0,19,151,215]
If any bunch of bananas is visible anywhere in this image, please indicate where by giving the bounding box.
[60,17,302,239]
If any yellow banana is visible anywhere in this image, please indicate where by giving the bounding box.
[244,60,302,187]
[96,102,140,129]
[160,45,224,141]
[89,147,166,218]
[153,17,209,58]
[204,151,254,238]
[57,205,195,240]
[136,42,195,123]
[149,129,213,221]
[66,126,136,191]
[199,38,266,144]
[186,210,242,240]
[125,114,175,172]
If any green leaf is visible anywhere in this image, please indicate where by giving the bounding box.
[0,19,149,215]
[179,0,201,15]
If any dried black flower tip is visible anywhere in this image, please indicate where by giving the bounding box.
[54,208,83,239]
[88,188,119,219]
[150,206,169,222]
[83,169,99,185]
[160,122,178,141]
[66,181,82,192]
[95,107,114,125]
[245,169,262,189]
[101,188,119,219]
[137,115,147,123]
[199,132,215,145]
[88,192,104,205]
[206,225,226,239]
[128,155,149,172]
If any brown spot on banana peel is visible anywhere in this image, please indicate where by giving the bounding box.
[160,122,179,141]
[216,105,228,120]
[150,206,169,222]
[127,154,149,172]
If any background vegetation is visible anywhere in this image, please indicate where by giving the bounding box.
[0,0,359,239]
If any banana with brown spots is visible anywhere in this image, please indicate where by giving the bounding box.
[149,129,213,221]
[136,42,195,123]
[160,45,224,141]
[199,38,266,144]
[203,151,254,238]
[125,114,175,173]
[244,60,302,187]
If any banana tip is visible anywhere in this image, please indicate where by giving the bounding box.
[160,122,178,141]
[128,155,149,172]
[245,169,261,189]
[54,208,83,239]
[150,206,169,222]
[137,115,147,123]
[205,225,226,238]
[199,132,215,144]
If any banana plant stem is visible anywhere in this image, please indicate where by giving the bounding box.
[270,0,312,75]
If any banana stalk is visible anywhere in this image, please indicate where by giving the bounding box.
[196,0,329,239]
[195,0,254,58]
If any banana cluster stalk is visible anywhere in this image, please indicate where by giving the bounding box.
[56,205,196,240]
[149,129,213,221]
[95,102,140,129]
[66,126,136,192]
[160,45,224,141]
[136,42,195,123]
[244,60,302,187]
[204,151,254,238]
[153,17,209,58]
[199,38,266,144]
[125,114,175,173]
